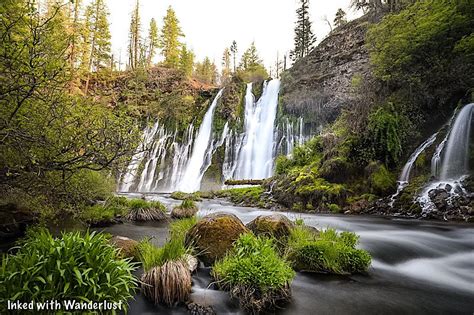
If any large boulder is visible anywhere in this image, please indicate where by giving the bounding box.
[246,214,294,239]
[185,212,249,265]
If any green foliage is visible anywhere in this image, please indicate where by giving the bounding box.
[128,199,165,211]
[286,227,371,274]
[0,228,137,311]
[138,238,188,271]
[169,216,198,241]
[367,106,405,165]
[179,45,195,77]
[180,199,197,209]
[160,6,184,68]
[369,162,396,195]
[290,0,316,61]
[236,42,269,82]
[328,203,342,213]
[215,186,265,205]
[84,0,112,71]
[171,191,202,201]
[194,57,217,84]
[212,233,295,291]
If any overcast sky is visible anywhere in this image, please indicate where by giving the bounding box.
[103,0,361,71]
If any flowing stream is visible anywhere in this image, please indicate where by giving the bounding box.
[97,194,474,315]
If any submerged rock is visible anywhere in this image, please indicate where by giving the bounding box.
[246,214,294,238]
[187,302,216,315]
[185,212,249,265]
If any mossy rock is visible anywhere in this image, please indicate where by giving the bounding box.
[319,157,353,183]
[365,161,396,195]
[185,212,249,265]
[246,214,294,239]
[109,236,139,259]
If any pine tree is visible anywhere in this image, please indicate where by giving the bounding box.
[290,0,316,62]
[160,6,184,68]
[238,42,268,81]
[68,0,82,71]
[128,0,141,69]
[230,41,238,73]
[194,57,217,84]
[83,0,111,92]
[221,48,231,83]
[146,18,159,67]
[334,8,347,28]
[179,45,194,77]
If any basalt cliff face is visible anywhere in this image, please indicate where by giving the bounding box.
[281,16,371,126]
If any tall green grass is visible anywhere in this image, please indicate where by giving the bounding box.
[0,228,137,312]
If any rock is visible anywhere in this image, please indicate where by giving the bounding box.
[187,302,216,315]
[445,184,452,192]
[171,205,198,219]
[246,214,294,239]
[109,236,139,259]
[185,212,249,265]
[429,189,449,210]
[183,254,198,273]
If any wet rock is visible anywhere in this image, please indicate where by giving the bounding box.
[246,214,294,238]
[187,302,216,315]
[171,205,198,219]
[185,212,249,265]
[184,254,198,273]
[428,189,449,210]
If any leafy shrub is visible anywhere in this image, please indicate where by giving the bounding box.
[328,203,342,213]
[212,233,295,312]
[369,162,396,195]
[0,228,137,312]
[286,227,371,274]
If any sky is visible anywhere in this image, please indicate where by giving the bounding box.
[104,0,362,71]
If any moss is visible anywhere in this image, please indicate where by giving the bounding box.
[214,186,265,206]
[328,203,342,213]
[185,213,249,265]
[246,214,294,239]
[170,191,202,201]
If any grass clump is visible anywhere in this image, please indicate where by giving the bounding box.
[0,228,137,312]
[286,225,371,274]
[137,236,192,306]
[125,199,167,221]
[79,196,130,224]
[212,233,295,313]
[171,199,198,219]
[215,186,265,206]
[169,216,198,241]
[170,191,202,201]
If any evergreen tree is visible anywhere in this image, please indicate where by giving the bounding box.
[67,0,83,73]
[221,48,231,83]
[179,45,194,77]
[128,0,141,69]
[83,0,111,92]
[238,42,268,81]
[334,8,347,28]
[290,0,316,62]
[160,6,184,68]
[230,40,238,73]
[146,18,159,67]
[194,57,217,84]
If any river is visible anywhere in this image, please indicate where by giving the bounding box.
[97,193,474,314]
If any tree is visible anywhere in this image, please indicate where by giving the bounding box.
[0,0,139,213]
[83,0,111,92]
[237,42,268,82]
[221,48,231,83]
[194,57,217,84]
[290,0,316,62]
[160,6,184,68]
[230,41,238,73]
[179,45,194,77]
[146,18,159,67]
[334,9,347,28]
[128,0,141,69]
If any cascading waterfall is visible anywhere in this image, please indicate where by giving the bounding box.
[388,132,438,207]
[439,103,473,180]
[120,80,309,193]
[234,79,280,179]
[177,89,224,192]
[431,108,458,178]
[416,103,473,212]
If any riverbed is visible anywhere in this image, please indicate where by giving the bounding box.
[97,193,474,314]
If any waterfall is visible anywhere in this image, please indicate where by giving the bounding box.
[388,132,437,207]
[431,108,458,178]
[119,122,159,191]
[439,103,473,180]
[177,89,224,192]
[234,79,280,179]
[400,133,438,183]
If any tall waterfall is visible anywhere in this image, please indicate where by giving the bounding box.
[439,103,473,180]
[177,89,224,192]
[400,133,438,183]
[234,79,280,179]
